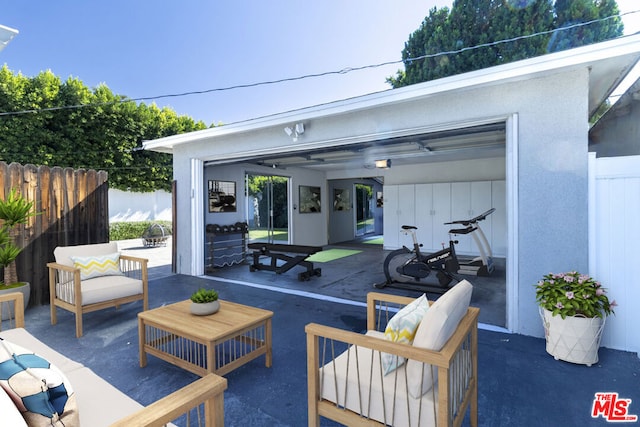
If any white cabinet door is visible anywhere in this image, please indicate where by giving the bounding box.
[451,181,492,255]
[450,182,473,253]
[383,185,399,249]
[414,184,433,250]
[432,183,452,251]
[397,185,416,248]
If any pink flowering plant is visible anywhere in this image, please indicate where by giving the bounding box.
[535,271,615,319]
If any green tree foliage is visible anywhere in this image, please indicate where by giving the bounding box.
[388,0,623,88]
[0,66,209,192]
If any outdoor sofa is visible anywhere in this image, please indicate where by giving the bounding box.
[0,292,227,426]
[306,283,479,427]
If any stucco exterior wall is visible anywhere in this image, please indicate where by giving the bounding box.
[168,66,590,339]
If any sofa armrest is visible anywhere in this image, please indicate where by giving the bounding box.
[109,374,227,427]
[0,292,24,329]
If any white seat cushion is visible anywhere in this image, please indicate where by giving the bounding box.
[320,330,438,427]
[65,367,143,427]
[56,275,143,306]
[406,280,473,398]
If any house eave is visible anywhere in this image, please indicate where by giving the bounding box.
[144,34,640,154]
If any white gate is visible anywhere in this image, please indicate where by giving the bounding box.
[589,154,640,356]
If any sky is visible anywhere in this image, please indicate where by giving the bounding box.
[2,1,640,126]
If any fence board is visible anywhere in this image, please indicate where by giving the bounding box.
[0,162,109,305]
[591,156,640,355]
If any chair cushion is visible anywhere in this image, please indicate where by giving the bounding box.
[56,275,143,306]
[0,338,79,427]
[406,280,473,398]
[0,385,27,427]
[65,367,143,427]
[320,330,438,426]
[381,294,429,374]
[70,253,123,280]
[53,242,119,268]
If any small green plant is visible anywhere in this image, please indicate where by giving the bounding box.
[190,288,218,304]
[535,271,616,319]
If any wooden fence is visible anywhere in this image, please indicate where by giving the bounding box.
[0,162,109,305]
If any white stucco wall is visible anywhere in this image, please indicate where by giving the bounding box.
[108,189,172,222]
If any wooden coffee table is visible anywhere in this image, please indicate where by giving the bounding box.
[138,299,273,377]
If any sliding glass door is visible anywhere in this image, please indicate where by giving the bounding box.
[245,174,289,243]
[355,183,374,236]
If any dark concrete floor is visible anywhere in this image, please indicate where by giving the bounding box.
[208,238,507,328]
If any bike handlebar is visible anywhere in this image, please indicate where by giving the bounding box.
[444,207,495,226]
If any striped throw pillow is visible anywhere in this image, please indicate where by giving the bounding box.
[70,252,123,280]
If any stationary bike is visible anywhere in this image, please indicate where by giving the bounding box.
[374,225,460,294]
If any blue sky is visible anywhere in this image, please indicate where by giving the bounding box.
[2,1,639,126]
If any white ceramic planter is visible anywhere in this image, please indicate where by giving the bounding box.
[541,308,605,366]
[190,300,220,316]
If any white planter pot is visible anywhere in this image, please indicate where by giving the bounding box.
[190,300,220,316]
[540,308,605,366]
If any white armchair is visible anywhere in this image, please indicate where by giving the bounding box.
[47,242,148,337]
[306,282,479,427]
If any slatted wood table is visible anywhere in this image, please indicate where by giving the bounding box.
[138,299,273,377]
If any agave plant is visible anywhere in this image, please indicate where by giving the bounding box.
[0,188,39,287]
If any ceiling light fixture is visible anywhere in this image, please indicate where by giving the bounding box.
[375,159,391,169]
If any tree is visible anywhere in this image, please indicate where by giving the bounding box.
[388,0,623,88]
[0,66,209,192]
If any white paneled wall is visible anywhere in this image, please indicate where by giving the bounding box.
[383,181,506,256]
[591,155,640,355]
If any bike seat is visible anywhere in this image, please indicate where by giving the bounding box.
[401,225,417,230]
[449,225,476,235]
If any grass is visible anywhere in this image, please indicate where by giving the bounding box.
[248,229,288,241]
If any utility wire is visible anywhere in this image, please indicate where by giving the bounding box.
[0,10,637,119]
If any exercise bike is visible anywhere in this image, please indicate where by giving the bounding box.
[374,225,460,294]
[445,208,495,276]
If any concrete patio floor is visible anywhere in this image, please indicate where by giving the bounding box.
[15,239,640,426]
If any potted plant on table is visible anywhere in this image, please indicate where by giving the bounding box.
[535,271,616,366]
[190,288,220,316]
[0,188,39,319]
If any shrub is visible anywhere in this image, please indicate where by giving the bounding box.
[109,221,172,241]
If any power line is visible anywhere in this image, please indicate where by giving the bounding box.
[0,10,637,120]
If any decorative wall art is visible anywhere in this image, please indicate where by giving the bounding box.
[208,180,237,212]
[333,188,351,211]
[299,185,321,213]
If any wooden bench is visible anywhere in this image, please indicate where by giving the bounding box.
[248,243,322,281]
